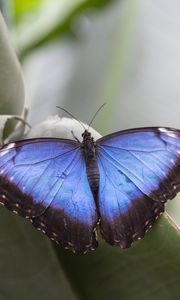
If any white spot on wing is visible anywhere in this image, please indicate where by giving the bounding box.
[0,143,15,157]
[6,143,15,150]
[52,232,58,237]
[158,128,169,133]
[158,128,178,138]
[39,222,45,228]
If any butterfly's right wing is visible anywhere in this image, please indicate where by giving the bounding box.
[96,127,180,248]
[0,139,98,254]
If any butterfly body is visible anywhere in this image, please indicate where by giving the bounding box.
[81,130,99,192]
[0,126,180,254]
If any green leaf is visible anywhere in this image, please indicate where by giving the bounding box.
[0,113,28,144]
[0,206,78,300]
[57,215,180,300]
[0,12,24,115]
[166,195,180,228]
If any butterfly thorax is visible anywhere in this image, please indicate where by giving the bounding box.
[81,130,99,193]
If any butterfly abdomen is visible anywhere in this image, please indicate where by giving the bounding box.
[85,157,99,192]
[82,130,99,192]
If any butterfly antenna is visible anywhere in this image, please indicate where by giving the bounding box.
[56,106,86,130]
[88,103,107,130]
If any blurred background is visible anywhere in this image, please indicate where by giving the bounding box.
[2,0,180,132]
[1,1,180,299]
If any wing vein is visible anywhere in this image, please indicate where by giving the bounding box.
[98,146,154,194]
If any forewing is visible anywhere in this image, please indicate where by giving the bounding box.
[96,127,180,247]
[0,139,98,254]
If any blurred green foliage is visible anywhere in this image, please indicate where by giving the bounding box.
[12,0,43,23]
[10,0,113,59]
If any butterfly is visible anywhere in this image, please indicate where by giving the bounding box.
[0,126,180,254]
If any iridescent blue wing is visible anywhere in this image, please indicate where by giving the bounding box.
[96,127,180,248]
[0,139,97,254]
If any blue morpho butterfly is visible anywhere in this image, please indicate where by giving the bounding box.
[0,107,180,254]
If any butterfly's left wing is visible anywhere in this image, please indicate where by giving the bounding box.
[0,138,98,254]
[96,127,180,248]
